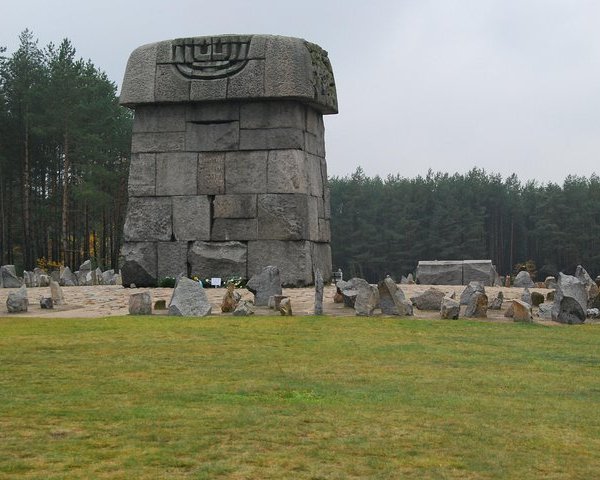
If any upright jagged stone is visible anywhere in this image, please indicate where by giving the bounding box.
[314,269,324,315]
[1,265,22,288]
[551,273,587,324]
[378,277,412,316]
[168,277,212,316]
[119,35,338,287]
[247,265,282,306]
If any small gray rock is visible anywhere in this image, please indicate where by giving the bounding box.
[278,297,293,316]
[551,273,587,324]
[247,265,282,307]
[233,300,255,316]
[50,280,65,305]
[512,299,533,323]
[314,269,324,315]
[544,276,557,289]
[464,292,488,318]
[1,265,22,288]
[521,288,532,305]
[40,297,54,309]
[410,287,445,311]
[460,281,485,306]
[537,302,553,319]
[168,277,212,316]
[513,271,535,288]
[129,292,152,315]
[440,296,460,319]
[7,286,28,313]
[488,291,504,310]
[378,277,412,316]
[60,266,78,287]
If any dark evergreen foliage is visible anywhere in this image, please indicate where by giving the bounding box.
[330,168,600,282]
[0,30,132,271]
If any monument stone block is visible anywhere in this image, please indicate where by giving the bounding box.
[172,196,211,241]
[120,34,337,286]
[156,152,198,196]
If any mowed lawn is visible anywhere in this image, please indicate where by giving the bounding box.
[0,315,599,479]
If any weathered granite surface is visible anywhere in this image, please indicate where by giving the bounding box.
[120,35,337,287]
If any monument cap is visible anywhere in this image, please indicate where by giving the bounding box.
[120,34,338,114]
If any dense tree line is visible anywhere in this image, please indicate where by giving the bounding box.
[330,168,600,283]
[0,30,132,271]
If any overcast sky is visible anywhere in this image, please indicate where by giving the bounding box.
[3,0,599,183]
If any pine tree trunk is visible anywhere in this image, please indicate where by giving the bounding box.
[61,131,69,265]
[22,119,31,269]
[0,176,5,264]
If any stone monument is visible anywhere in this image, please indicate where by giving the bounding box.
[119,35,338,287]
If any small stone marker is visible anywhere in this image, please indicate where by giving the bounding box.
[460,281,485,306]
[551,273,587,324]
[7,286,28,313]
[247,266,282,307]
[410,287,445,311]
[221,283,241,313]
[40,297,54,309]
[129,292,152,315]
[233,300,254,316]
[440,296,460,319]
[279,297,293,316]
[50,280,65,305]
[378,277,412,316]
[464,292,488,318]
[314,269,324,315]
[537,302,553,319]
[514,271,535,288]
[1,265,22,288]
[512,299,533,322]
[521,288,532,305]
[488,291,503,310]
[168,277,212,316]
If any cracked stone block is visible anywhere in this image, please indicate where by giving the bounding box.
[123,197,172,242]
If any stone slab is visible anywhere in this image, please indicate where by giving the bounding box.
[211,218,258,241]
[155,64,190,102]
[123,197,172,242]
[198,152,225,195]
[128,153,156,197]
[240,101,305,129]
[213,194,257,218]
[156,152,198,196]
[266,150,308,194]
[185,121,239,151]
[247,240,314,287]
[227,59,265,98]
[257,194,314,241]
[132,104,187,133]
[157,242,189,279]
[119,42,157,105]
[120,242,158,287]
[188,241,248,279]
[225,151,267,194]
[131,132,185,153]
[239,127,304,151]
[172,196,211,241]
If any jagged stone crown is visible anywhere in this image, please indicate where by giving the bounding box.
[120,34,338,114]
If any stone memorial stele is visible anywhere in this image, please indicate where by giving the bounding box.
[119,34,338,287]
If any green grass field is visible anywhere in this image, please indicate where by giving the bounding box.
[1,315,599,479]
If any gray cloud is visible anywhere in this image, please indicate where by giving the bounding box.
[3,0,599,183]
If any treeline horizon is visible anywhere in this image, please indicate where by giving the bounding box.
[0,30,132,272]
[330,167,600,283]
[2,31,600,283]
